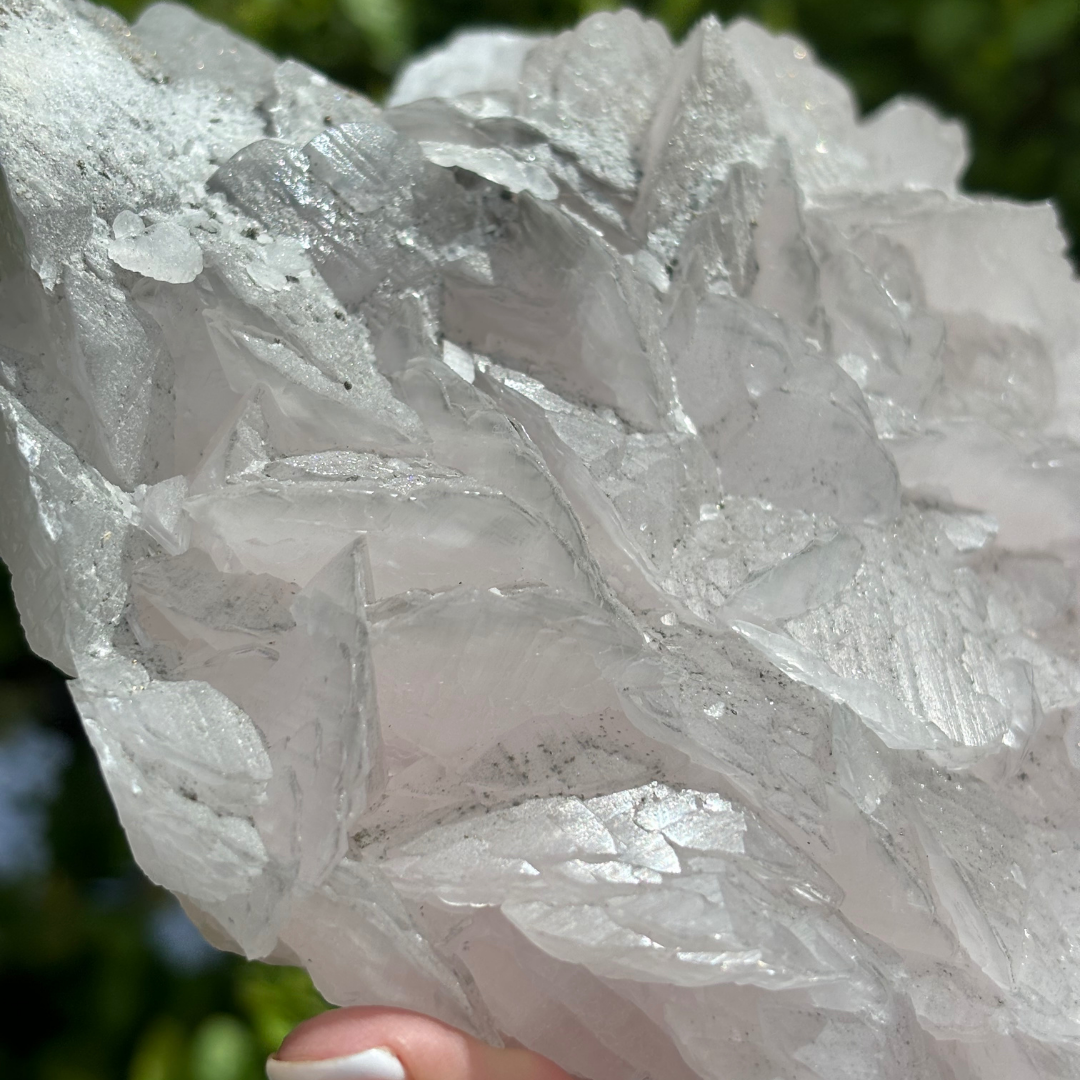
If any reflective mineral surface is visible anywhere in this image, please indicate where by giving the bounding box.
[3,3,1080,1077]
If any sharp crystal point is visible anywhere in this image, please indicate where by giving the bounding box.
[3,3,1080,1076]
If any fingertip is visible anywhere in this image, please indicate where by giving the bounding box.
[269,1006,573,1080]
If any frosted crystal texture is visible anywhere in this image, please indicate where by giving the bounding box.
[3,2,1080,1076]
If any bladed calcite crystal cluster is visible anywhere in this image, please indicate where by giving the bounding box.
[3,2,1080,1076]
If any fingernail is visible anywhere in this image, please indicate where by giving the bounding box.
[266,1047,406,1080]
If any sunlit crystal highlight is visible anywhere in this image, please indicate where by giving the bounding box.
[3,3,1080,1077]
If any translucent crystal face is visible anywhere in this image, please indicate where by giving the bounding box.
[3,3,1080,1077]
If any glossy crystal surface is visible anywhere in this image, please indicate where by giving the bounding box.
[3,3,1080,1077]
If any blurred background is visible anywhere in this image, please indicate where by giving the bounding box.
[0,0,1078,1077]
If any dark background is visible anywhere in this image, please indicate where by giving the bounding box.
[1,0,1078,1077]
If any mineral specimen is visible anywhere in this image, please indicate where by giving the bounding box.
[2,2,1080,1076]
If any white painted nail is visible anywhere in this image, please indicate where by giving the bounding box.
[266,1047,406,1080]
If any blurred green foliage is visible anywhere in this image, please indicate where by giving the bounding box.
[0,0,1078,1078]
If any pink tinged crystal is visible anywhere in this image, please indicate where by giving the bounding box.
[3,3,1080,1078]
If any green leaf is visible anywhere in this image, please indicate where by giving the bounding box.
[189,1016,258,1080]
[1011,0,1080,60]
[128,1018,187,1080]
[234,964,329,1057]
[916,0,990,57]
[338,0,413,70]
[758,0,798,32]
[648,0,703,37]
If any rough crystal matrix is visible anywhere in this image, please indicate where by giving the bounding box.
[3,2,1080,1077]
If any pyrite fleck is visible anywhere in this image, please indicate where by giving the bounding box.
[3,3,1080,1077]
